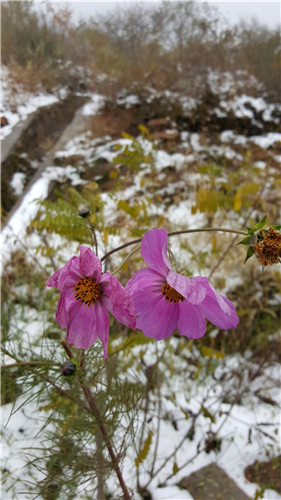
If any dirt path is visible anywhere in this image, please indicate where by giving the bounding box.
[1,96,89,228]
[1,112,36,163]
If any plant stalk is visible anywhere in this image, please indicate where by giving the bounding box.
[60,341,131,498]
[82,382,132,500]
[101,227,248,262]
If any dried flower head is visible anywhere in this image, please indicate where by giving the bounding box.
[254,227,281,266]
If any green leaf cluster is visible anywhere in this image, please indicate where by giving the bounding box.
[237,215,267,263]
[113,132,155,172]
[30,184,103,244]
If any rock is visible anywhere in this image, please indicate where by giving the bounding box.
[150,130,181,143]
[180,463,250,500]
[1,116,9,127]
[147,118,171,131]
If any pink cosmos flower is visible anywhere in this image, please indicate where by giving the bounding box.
[45,246,136,358]
[126,228,239,340]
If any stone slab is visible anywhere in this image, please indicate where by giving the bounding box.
[180,463,250,500]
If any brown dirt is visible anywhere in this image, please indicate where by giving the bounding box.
[245,455,281,494]
[1,94,88,218]
[89,107,141,139]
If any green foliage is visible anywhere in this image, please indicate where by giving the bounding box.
[237,215,267,263]
[197,164,222,176]
[30,184,103,245]
[113,132,155,172]
[135,430,153,468]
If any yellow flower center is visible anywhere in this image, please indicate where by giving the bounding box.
[74,277,103,306]
[162,282,184,303]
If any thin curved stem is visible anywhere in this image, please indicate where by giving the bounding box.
[111,245,141,276]
[101,227,248,263]
[82,382,132,500]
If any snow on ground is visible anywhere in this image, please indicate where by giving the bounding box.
[1,67,59,140]
[1,165,86,264]
[2,79,281,499]
[81,93,105,116]
[10,172,26,196]
[2,120,279,271]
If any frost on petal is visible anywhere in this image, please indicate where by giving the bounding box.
[101,273,136,330]
[167,272,206,304]
[178,301,206,339]
[126,268,165,295]
[141,228,172,277]
[66,301,98,350]
[132,287,179,339]
[79,246,102,281]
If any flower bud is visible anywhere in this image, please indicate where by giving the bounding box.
[61,361,76,376]
[78,205,90,218]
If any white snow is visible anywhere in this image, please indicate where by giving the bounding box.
[248,133,281,149]
[10,172,26,195]
[81,93,105,116]
[2,70,281,499]
[1,66,59,139]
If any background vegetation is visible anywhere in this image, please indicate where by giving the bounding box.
[2,0,280,99]
[1,1,280,499]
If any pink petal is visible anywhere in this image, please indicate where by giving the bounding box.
[141,228,172,277]
[195,278,239,329]
[167,272,206,304]
[101,273,136,330]
[64,286,77,310]
[92,301,110,359]
[126,268,165,295]
[79,246,102,281]
[66,301,98,350]
[178,301,206,339]
[45,268,62,288]
[55,292,68,329]
[132,287,179,339]
[199,293,239,330]
[46,257,81,290]
[58,256,81,290]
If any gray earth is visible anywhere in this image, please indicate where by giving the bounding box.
[180,463,250,500]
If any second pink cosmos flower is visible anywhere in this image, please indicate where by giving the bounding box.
[46,246,136,358]
[126,228,239,340]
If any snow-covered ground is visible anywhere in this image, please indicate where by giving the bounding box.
[1,72,281,499]
[0,67,61,140]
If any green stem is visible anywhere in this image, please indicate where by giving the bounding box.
[1,361,59,369]
[60,341,131,499]
[82,382,132,500]
[101,227,247,263]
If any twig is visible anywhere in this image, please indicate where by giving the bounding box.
[41,234,57,272]
[111,245,141,276]
[101,227,247,263]
[1,361,59,369]
[61,340,73,359]
[82,382,132,500]
[87,217,99,257]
